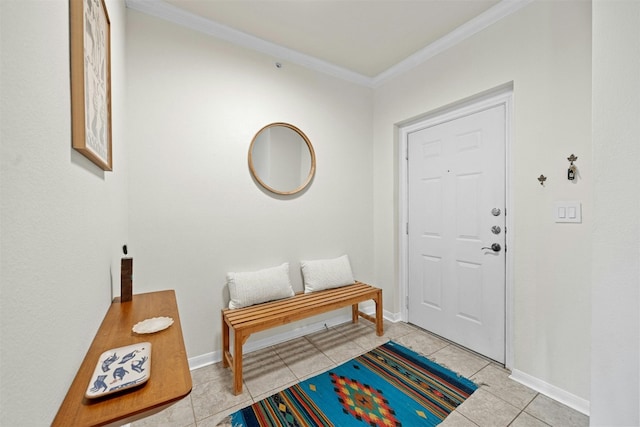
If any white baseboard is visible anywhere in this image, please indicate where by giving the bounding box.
[510,369,590,416]
[383,310,402,323]
[188,305,399,371]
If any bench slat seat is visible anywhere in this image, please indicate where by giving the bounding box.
[222,281,383,394]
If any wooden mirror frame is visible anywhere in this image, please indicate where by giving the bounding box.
[248,122,316,195]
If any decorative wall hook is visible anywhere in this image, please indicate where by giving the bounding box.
[567,154,578,181]
[538,174,547,185]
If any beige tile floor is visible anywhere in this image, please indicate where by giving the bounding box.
[131,320,589,427]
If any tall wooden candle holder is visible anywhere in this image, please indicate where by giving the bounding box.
[121,257,133,302]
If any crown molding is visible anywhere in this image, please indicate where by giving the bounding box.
[124,0,372,87]
[372,0,534,87]
[125,0,534,89]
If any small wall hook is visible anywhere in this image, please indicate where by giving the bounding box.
[567,154,578,181]
[538,174,547,185]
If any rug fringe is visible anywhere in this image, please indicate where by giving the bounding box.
[216,414,241,427]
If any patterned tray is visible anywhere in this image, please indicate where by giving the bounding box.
[85,342,151,399]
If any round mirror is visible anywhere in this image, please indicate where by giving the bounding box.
[248,122,316,195]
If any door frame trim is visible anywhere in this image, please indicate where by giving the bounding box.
[397,85,514,368]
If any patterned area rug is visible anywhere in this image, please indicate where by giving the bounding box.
[220,341,477,426]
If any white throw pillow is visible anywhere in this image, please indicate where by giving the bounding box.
[301,255,355,293]
[227,262,294,309]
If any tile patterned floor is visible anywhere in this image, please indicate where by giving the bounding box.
[131,320,589,427]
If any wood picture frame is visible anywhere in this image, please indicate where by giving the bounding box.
[70,0,112,171]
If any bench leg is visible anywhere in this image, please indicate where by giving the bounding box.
[375,290,384,336]
[352,304,359,324]
[222,313,230,368]
[233,332,244,395]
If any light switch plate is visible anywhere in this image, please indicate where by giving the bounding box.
[554,201,582,223]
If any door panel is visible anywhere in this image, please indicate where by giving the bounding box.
[408,104,506,363]
[421,255,443,309]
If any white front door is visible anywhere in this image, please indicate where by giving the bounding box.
[407,104,506,363]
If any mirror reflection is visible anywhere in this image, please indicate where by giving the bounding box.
[248,123,316,195]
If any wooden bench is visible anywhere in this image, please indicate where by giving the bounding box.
[221,281,383,394]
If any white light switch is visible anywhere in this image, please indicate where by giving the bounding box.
[554,201,582,223]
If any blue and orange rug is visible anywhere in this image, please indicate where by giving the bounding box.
[222,341,477,426]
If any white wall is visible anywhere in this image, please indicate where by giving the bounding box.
[125,11,374,359]
[372,0,592,402]
[591,1,640,424]
[0,0,128,425]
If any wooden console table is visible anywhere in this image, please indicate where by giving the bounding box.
[52,290,192,426]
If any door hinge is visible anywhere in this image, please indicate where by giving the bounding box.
[406,295,409,309]
[406,222,409,235]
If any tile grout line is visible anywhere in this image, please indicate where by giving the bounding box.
[455,410,482,427]
[518,394,554,426]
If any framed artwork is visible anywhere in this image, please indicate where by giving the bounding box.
[70,0,112,171]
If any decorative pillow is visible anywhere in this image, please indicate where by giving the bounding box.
[227,263,294,309]
[301,254,355,293]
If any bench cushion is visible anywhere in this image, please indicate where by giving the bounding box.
[227,262,294,309]
[301,254,355,293]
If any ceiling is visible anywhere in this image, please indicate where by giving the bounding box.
[127,0,531,86]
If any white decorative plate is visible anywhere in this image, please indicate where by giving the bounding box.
[85,342,151,399]
[132,316,174,334]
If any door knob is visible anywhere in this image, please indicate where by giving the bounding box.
[481,243,501,252]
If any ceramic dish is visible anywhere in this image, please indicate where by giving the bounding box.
[85,342,151,399]
[132,316,174,334]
